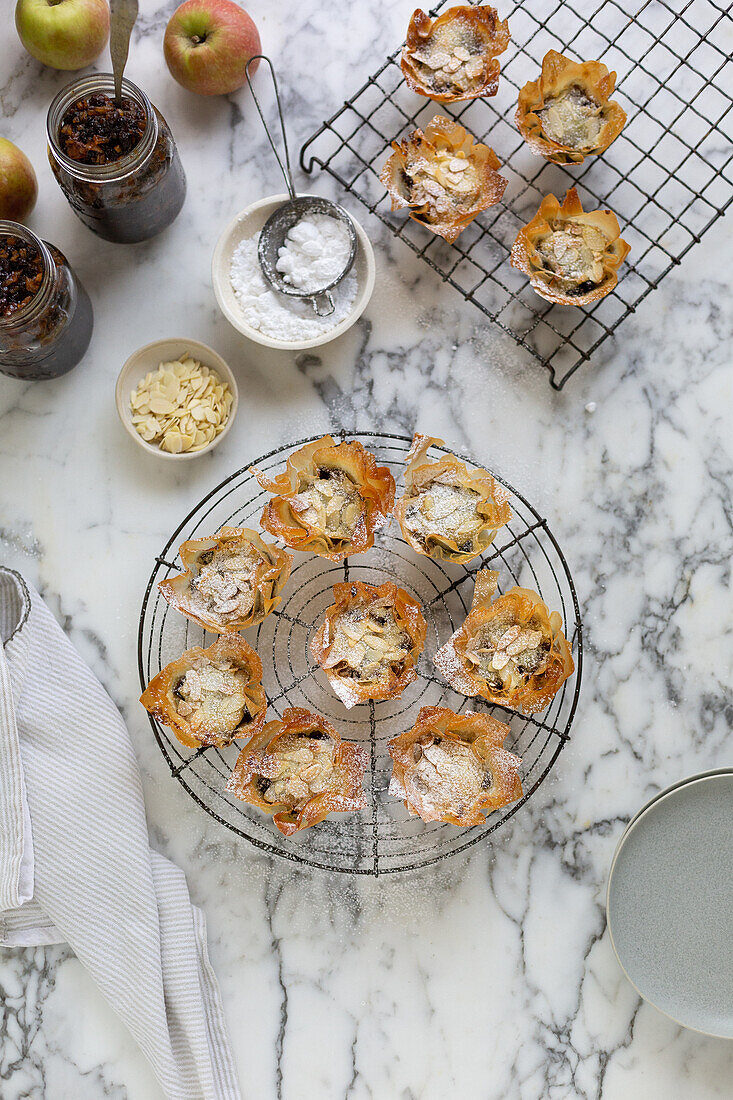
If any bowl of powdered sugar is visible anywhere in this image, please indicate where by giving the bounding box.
[212,193,375,350]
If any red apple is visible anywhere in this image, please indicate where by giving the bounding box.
[15,0,110,71]
[164,0,261,97]
[0,138,38,223]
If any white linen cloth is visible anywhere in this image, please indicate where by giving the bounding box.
[0,567,241,1100]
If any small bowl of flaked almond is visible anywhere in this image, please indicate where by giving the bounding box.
[116,338,238,460]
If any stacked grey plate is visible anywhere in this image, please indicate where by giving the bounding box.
[606,769,733,1038]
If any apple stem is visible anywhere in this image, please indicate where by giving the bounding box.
[191,34,207,45]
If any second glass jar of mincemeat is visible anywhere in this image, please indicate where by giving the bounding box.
[46,73,186,244]
[0,220,93,381]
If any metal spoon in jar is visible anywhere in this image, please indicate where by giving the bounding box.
[245,56,357,317]
[110,0,139,104]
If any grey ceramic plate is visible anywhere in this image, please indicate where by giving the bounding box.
[607,772,733,1038]
[618,767,733,844]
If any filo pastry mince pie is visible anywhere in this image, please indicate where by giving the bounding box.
[140,635,267,749]
[393,433,511,563]
[516,50,627,165]
[311,581,427,709]
[435,569,574,713]
[510,187,630,306]
[226,707,368,836]
[253,436,395,562]
[401,6,510,102]
[388,706,522,826]
[158,527,293,633]
[381,115,507,244]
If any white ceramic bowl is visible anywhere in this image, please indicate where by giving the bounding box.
[211,193,376,350]
[115,338,238,461]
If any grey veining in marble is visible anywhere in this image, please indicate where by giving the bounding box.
[1,1,733,1098]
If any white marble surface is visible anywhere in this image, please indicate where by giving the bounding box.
[2,1,733,1097]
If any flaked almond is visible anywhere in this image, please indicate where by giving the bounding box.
[129,354,233,455]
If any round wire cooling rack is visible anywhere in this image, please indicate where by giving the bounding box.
[138,432,583,875]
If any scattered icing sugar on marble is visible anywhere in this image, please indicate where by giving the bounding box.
[275,213,352,293]
[230,234,357,342]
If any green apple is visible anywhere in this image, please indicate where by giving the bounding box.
[0,138,38,223]
[15,0,110,71]
[164,0,261,97]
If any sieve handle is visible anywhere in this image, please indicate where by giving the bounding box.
[310,292,335,317]
[245,56,297,201]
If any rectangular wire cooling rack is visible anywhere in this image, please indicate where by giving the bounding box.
[299,0,733,389]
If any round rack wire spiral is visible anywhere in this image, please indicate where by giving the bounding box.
[138,433,583,875]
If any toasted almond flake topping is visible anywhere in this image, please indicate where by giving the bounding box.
[297,470,364,540]
[328,602,409,680]
[408,738,485,817]
[406,481,484,544]
[189,544,261,623]
[175,659,249,733]
[538,223,608,288]
[260,734,339,807]
[405,23,493,95]
[538,86,603,150]
[467,622,547,689]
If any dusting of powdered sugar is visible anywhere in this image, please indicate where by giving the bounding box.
[276,213,352,292]
[230,231,358,342]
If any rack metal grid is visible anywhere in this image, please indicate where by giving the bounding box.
[138,433,583,875]
[299,0,733,388]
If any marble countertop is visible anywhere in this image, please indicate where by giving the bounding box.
[1,2,732,1097]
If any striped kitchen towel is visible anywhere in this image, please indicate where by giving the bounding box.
[0,568,241,1100]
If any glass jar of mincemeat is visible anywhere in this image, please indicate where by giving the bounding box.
[46,73,186,244]
[0,221,93,381]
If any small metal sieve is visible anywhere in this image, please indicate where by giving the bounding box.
[246,56,357,317]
